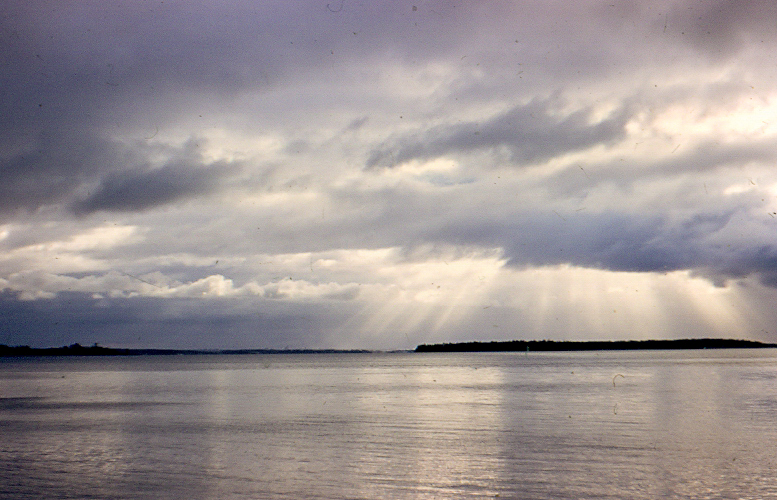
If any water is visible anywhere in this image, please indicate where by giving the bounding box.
[1,349,776,499]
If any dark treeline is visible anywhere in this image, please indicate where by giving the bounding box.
[3,339,775,357]
[415,338,777,353]
[0,343,371,357]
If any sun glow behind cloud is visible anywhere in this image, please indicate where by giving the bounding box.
[4,1,777,348]
[498,266,755,342]
[346,248,505,341]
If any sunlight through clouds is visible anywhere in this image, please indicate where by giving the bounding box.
[3,1,777,348]
[340,248,506,346]
[475,266,758,343]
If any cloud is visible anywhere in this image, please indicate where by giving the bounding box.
[71,150,243,215]
[665,0,777,57]
[0,289,354,349]
[3,0,777,349]
[366,99,632,169]
[0,120,244,217]
[0,132,121,216]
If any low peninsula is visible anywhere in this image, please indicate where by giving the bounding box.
[415,338,777,353]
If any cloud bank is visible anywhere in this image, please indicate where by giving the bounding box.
[3,0,777,349]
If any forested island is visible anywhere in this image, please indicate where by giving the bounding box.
[415,338,777,352]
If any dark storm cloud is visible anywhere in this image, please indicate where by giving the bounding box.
[1,1,282,99]
[1,2,259,216]
[0,0,464,217]
[0,125,166,216]
[322,180,777,289]
[703,246,777,288]
[0,133,107,215]
[459,209,777,289]
[0,0,473,114]
[71,140,243,215]
[0,129,243,217]
[417,210,688,273]
[0,290,351,349]
[366,99,632,169]
[1,1,278,217]
[71,162,236,215]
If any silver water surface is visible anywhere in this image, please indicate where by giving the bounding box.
[1,350,776,499]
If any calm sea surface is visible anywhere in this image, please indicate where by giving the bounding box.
[1,349,776,499]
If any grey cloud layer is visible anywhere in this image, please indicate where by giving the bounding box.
[71,140,243,215]
[665,0,777,56]
[367,99,632,168]
[3,1,777,347]
[0,290,349,349]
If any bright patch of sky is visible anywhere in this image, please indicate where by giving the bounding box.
[3,0,777,349]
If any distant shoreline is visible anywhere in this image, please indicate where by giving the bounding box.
[0,343,372,357]
[415,338,777,353]
[2,338,776,357]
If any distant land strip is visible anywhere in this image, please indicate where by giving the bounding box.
[0,343,371,357]
[3,339,776,357]
[414,338,777,353]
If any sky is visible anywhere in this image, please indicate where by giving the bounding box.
[3,0,777,350]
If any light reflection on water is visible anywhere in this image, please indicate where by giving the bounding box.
[1,350,776,499]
